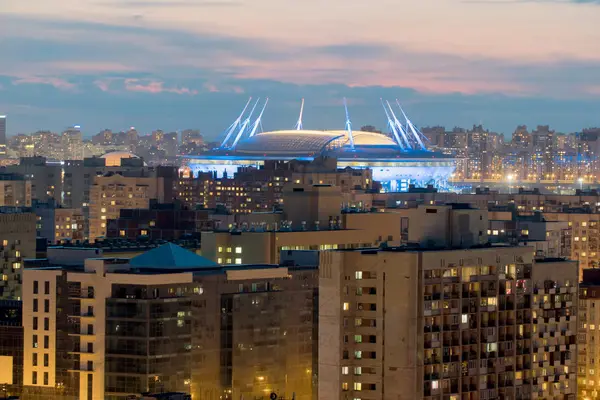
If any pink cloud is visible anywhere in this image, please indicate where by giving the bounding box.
[12,76,77,91]
[202,82,244,94]
[123,79,198,95]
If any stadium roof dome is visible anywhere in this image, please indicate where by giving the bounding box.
[233,130,397,156]
[101,151,140,167]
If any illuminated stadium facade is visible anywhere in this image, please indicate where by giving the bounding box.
[185,98,455,191]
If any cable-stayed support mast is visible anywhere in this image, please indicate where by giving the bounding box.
[249,98,269,138]
[220,97,252,148]
[294,98,304,130]
[386,100,411,149]
[230,98,260,149]
[380,98,405,150]
[396,99,427,150]
[343,98,355,150]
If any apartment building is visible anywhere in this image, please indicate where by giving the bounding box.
[578,269,600,399]
[21,244,318,400]
[0,211,36,300]
[319,246,578,400]
[0,173,32,207]
[89,172,169,240]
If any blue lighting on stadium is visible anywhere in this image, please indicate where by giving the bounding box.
[184,98,456,192]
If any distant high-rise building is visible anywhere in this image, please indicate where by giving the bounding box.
[0,115,6,156]
[0,115,5,142]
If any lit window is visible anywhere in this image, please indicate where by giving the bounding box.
[341,366,349,375]
[462,314,468,324]
[218,247,223,253]
[583,222,588,227]
[432,380,439,389]
[100,208,106,213]
[235,247,242,254]
[140,230,148,236]
[354,334,362,343]
[110,200,116,205]
[119,230,125,237]
[100,216,106,220]
[492,230,499,235]
[2,240,7,246]
[217,258,223,264]
[353,382,362,391]
[227,247,232,253]
[343,302,350,311]
[149,221,156,227]
[235,258,242,265]
[354,350,362,359]
[354,367,362,375]
[342,382,349,391]
[2,274,7,281]
[355,271,363,280]
[226,258,232,264]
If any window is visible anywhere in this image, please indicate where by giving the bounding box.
[44,353,49,367]
[342,382,349,391]
[32,353,38,366]
[354,334,362,343]
[33,317,38,330]
[119,230,126,237]
[355,350,362,359]
[2,240,7,246]
[354,367,362,375]
[33,334,38,348]
[44,281,50,295]
[218,246,223,253]
[32,371,37,385]
[87,361,93,371]
[87,343,94,353]
[226,247,232,253]
[43,372,48,386]
[354,382,362,391]
[33,299,38,312]
[462,314,468,324]
[432,380,439,389]
[235,247,242,254]
[341,366,349,375]
[217,258,223,264]
[44,318,49,330]
[44,300,49,313]
[343,302,350,311]
[140,229,148,236]
[235,258,242,265]
[44,336,49,349]
[33,281,39,294]
[355,271,363,280]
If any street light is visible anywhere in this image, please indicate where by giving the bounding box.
[579,177,584,190]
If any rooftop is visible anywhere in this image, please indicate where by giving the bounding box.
[130,243,217,270]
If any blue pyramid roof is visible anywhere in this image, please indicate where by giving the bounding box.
[130,243,217,269]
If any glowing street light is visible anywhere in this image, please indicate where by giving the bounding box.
[507,174,514,194]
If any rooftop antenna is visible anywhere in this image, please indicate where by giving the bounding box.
[294,98,304,130]
[220,97,252,148]
[396,99,427,150]
[380,98,405,150]
[231,98,260,148]
[248,98,269,138]
[386,100,411,149]
[343,97,355,150]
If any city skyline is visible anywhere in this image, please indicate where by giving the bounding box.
[1,0,600,135]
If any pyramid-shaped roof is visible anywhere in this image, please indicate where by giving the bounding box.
[130,243,217,270]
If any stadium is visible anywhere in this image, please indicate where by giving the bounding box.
[184,99,455,191]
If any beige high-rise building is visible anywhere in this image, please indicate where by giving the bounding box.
[88,172,167,240]
[578,269,600,399]
[319,247,578,400]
